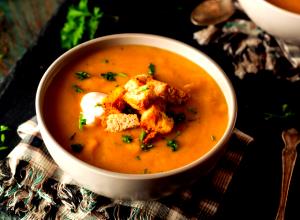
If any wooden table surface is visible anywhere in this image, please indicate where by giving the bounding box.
[1,0,300,219]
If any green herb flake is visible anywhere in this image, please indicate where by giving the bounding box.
[148,63,155,76]
[211,135,216,141]
[167,139,178,152]
[264,103,296,121]
[79,113,87,130]
[117,73,128,77]
[136,155,141,160]
[71,144,84,153]
[60,0,104,49]
[139,130,147,142]
[0,146,8,151]
[100,72,117,81]
[0,125,9,132]
[1,134,5,143]
[138,85,149,92]
[143,168,149,174]
[75,71,90,80]
[141,143,153,151]
[88,6,103,39]
[122,135,133,144]
[72,84,84,93]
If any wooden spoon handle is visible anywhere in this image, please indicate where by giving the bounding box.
[275,135,298,220]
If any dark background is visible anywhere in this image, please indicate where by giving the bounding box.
[1,0,300,219]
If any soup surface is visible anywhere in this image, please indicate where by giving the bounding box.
[44,45,228,174]
[266,0,300,14]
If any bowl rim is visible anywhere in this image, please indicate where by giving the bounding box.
[243,0,300,18]
[36,33,237,180]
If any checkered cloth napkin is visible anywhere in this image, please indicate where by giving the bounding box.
[0,117,254,219]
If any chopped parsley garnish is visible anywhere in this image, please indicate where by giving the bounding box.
[138,85,149,92]
[71,144,83,153]
[79,113,87,130]
[0,125,9,132]
[143,168,149,174]
[100,72,128,81]
[141,143,153,151]
[60,0,104,49]
[75,71,90,80]
[139,130,147,142]
[0,125,10,152]
[72,84,84,93]
[100,72,117,81]
[167,139,178,151]
[1,134,5,142]
[211,135,216,141]
[117,73,128,77]
[122,135,133,143]
[148,63,155,76]
[136,155,141,160]
[264,103,296,121]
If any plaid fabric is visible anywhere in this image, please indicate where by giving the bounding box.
[0,117,253,219]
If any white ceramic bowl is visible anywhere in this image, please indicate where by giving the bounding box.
[238,0,300,45]
[36,34,237,200]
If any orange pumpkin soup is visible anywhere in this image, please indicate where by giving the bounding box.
[44,45,228,174]
[266,0,300,14]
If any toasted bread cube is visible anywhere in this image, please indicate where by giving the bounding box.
[124,74,152,92]
[105,113,140,132]
[166,86,189,105]
[140,105,174,142]
[102,87,126,111]
[123,86,154,111]
[147,79,168,98]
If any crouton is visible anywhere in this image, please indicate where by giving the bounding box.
[140,105,174,143]
[105,113,140,132]
[102,87,126,111]
[123,86,155,111]
[166,86,189,105]
[147,79,168,99]
[124,74,152,92]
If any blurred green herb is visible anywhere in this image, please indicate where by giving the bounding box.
[79,113,87,130]
[139,130,147,142]
[72,84,84,93]
[0,125,10,152]
[141,143,153,151]
[75,71,90,80]
[264,104,296,121]
[148,63,155,76]
[100,72,127,81]
[167,139,178,151]
[61,0,104,49]
[122,135,133,143]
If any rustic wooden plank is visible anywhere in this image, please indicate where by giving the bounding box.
[0,0,64,81]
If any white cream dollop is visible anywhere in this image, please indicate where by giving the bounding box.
[80,92,107,125]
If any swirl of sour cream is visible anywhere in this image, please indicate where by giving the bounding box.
[80,92,107,125]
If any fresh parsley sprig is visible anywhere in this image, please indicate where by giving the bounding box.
[75,71,90,80]
[61,0,104,49]
[0,125,10,152]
